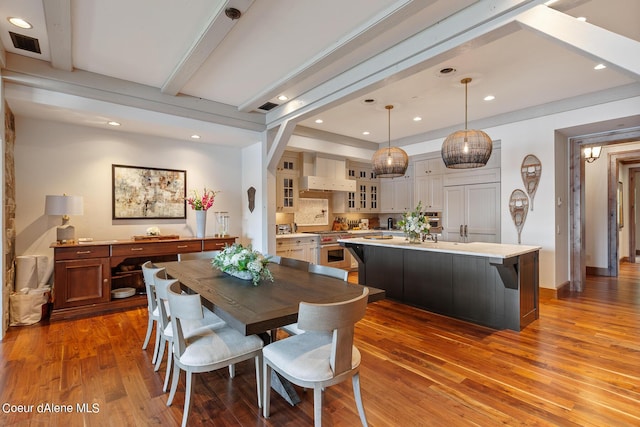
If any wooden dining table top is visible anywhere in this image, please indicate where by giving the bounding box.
[157,259,385,336]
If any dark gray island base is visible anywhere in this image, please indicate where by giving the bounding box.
[341,237,540,331]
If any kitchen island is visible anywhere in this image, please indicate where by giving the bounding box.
[340,236,540,331]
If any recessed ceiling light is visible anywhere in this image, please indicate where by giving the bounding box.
[594,63,606,70]
[315,119,323,124]
[191,134,201,139]
[484,95,495,101]
[107,121,121,126]
[362,131,370,136]
[413,116,422,122]
[576,16,587,22]
[8,17,32,29]
[277,95,288,101]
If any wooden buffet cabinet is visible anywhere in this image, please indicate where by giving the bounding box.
[50,237,235,321]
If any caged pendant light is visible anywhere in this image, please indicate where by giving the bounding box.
[372,105,409,178]
[441,78,492,169]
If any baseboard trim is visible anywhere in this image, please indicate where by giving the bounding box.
[540,281,571,300]
[586,266,611,276]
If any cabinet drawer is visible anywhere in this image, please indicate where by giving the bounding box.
[203,238,235,251]
[112,241,202,257]
[55,245,110,260]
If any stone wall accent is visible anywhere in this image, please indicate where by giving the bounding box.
[3,102,16,333]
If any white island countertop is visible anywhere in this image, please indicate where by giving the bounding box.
[340,236,540,259]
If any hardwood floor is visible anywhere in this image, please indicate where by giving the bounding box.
[1,263,639,426]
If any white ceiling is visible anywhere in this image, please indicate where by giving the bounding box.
[0,0,638,151]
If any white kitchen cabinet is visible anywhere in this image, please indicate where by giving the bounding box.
[276,170,299,213]
[275,236,319,263]
[441,182,500,243]
[414,174,443,211]
[380,165,412,213]
[414,158,446,177]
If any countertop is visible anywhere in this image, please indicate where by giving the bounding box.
[340,236,540,259]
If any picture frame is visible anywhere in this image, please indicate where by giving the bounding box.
[112,164,186,219]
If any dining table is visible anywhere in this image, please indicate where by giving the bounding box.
[157,258,385,336]
[156,258,385,406]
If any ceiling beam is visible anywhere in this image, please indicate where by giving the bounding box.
[516,5,640,79]
[266,119,296,173]
[264,0,544,131]
[42,0,73,72]
[3,54,264,131]
[161,0,255,96]
[237,0,432,113]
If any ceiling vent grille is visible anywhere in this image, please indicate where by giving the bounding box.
[9,32,41,54]
[258,102,278,112]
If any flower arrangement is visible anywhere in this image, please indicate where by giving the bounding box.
[212,243,273,286]
[398,201,431,243]
[186,188,218,210]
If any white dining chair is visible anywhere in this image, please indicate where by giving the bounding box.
[141,261,166,364]
[280,263,349,337]
[153,271,226,392]
[166,280,264,427]
[276,256,310,271]
[177,250,219,261]
[263,287,370,427]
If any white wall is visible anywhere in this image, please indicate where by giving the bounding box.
[241,141,266,251]
[14,117,246,260]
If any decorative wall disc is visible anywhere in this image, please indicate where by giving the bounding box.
[521,154,541,211]
[509,189,529,244]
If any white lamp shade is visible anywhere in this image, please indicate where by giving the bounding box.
[45,195,84,216]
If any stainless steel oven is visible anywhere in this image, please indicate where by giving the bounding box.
[308,231,353,270]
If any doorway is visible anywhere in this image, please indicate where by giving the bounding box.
[570,127,640,292]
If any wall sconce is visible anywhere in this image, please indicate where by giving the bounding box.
[45,195,84,243]
[583,146,602,163]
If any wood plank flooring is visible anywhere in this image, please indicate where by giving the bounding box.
[0,263,638,426]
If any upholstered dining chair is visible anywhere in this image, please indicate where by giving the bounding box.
[166,281,264,427]
[262,287,370,427]
[280,263,349,337]
[177,250,219,261]
[153,271,226,392]
[276,256,310,271]
[141,261,166,364]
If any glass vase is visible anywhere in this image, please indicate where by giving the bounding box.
[406,232,421,244]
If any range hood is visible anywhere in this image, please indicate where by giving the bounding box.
[299,154,356,192]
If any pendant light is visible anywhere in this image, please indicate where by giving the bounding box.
[441,78,492,169]
[372,105,408,178]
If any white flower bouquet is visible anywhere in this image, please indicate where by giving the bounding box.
[398,201,431,242]
[212,243,273,286]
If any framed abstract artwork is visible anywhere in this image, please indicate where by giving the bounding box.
[112,164,186,219]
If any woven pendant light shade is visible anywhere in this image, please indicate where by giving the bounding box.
[372,105,408,178]
[441,129,492,169]
[441,78,492,169]
[372,146,409,178]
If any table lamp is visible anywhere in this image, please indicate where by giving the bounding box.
[45,194,84,244]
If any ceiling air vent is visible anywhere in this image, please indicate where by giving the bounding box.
[9,31,41,54]
[258,102,278,112]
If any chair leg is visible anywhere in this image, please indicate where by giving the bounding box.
[262,361,272,418]
[162,349,173,392]
[182,371,194,427]
[313,386,323,427]
[142,316,153,350]
[352,373,368,427]
[151,323,161,364]
[155,337,166,371]
[255,354,263,409]
[228,364,235,378]
[167,361,181,406]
